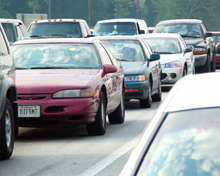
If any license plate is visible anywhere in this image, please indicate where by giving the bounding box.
[18,105,41,118]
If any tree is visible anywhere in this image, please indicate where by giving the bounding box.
[0,0,13,18]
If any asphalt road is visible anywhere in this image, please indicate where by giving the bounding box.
[0,90,170,176]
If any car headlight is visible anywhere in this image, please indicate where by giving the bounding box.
[193,47,206,55]
[124,75,145,82]
[164,61,181,68]
[52,88,93,98]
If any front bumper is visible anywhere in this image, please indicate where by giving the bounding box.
[17,93,99,127]
[161,66,183,84]
[194,54,207,67]
[125,81,149,100]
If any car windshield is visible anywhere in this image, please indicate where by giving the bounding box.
[11,44,100,69]
[154,23,202,38]
[137,108,220,176]
[101,40,145,62]
[94,22,137,36]
[144,38,181,54]
[1,23,15,43]
[28,22,82,38]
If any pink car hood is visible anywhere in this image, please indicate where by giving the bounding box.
[16,69,100,94]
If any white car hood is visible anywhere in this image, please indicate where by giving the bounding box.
[160,54,182,65]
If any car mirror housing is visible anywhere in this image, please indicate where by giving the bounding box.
[205,32,213,38]
[215,42,220,54]
[103,64,117,75]
[140,30,145,34]
[184,47,193,53]
[149,53,160,61]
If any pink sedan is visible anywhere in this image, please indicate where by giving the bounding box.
[11,38,125,135]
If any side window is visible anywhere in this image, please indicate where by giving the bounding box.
[138,21,148,33]
[0,29,9,56]
[179,37,187,49]
[16,26,24,40]
[96,43,113,65]
[80,22,87,37]
[140,40,151,59]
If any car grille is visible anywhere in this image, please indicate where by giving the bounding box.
[18,96,46,100]
[45,106,64,113]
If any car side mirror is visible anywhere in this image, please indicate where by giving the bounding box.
[102,64,117,76]
[140,30,145,34]
[215,42,220,54]
[205,32,213,38]
[184,47,193,53]
[149,53,160,61]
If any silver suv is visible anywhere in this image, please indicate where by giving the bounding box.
[0,23,18,160]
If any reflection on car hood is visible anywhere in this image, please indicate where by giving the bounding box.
[16,69,99,94]
[159,54,182,64]
[184,38,204,46]
[120,62,146,75]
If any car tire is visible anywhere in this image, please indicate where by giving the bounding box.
[201,54,211,73]
[87,92,106,136]
[1,98,15,160]
[108,89,125,124]
[182,66,187,76]
[140,82,152,108]
[211,55,216,72]
[152,80,162,102]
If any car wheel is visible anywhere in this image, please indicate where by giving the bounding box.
[201,54,211,73]
[140,82,152,108]
[1,98,15,160]
[108,89,125,124]
[87,92,106,135]
[152,80,162,102]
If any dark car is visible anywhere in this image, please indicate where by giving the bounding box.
[28,19,92,39]
[120,50,220,176]
[154,19,216,73]
[96,36,162,108]
[11,38,125,136]
[0,23,18,160]
[0,18,30,44]
[211,31,220,68]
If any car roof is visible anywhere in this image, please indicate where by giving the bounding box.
[93,35,141,41]
[164,72,220,112]
[156,19,202,25]
[96,18,145,23]
[12,38,96,45]
[30,19,86,24]
[0,18,24,24]
[140,33,181,39]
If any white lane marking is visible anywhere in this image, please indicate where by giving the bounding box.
[79,135,141,176]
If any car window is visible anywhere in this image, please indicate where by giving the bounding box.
[11,44,100,69]
[144,38,181,54]
[95,43,113,65]
[28,22,82,38]
[1,23,15,43]
[94,22,137,36]
[137,108,220,176]
[101,40,145,62]
[0,28,9,56]
[212,34,220,45]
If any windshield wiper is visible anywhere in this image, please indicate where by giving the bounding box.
[154,51,174,54]
[181,35,201,38]
[30,35,46,38]
[30,66,65,69]
[49,34,72,38]
[15,67,29,70]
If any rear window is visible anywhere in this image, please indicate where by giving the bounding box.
[94,22,137,36]
[137,108,220,176]
[28,22,82,38]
